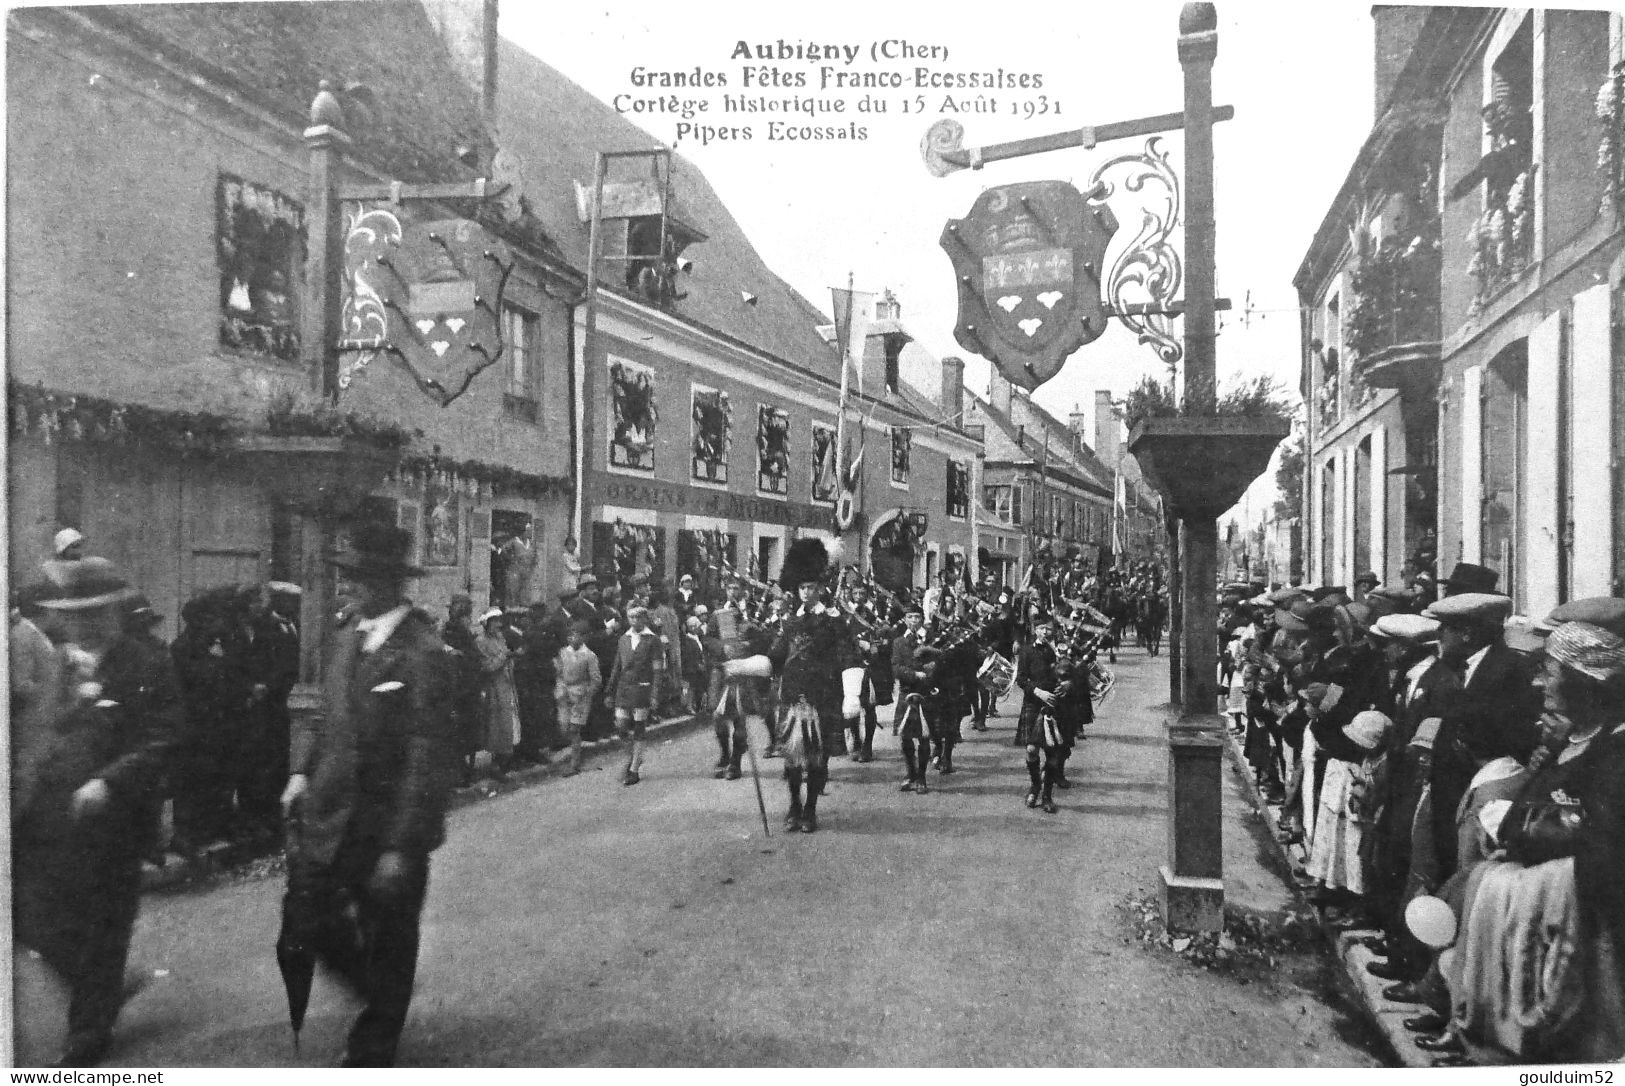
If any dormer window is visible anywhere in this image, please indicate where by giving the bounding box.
[883,336,903,393]
[625,213,704,307]
[573,152,707,311]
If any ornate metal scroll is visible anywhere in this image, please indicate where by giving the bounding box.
[1088,137,1183,367]
[337,203,402,390]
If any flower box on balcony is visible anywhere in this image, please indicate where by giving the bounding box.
[1128,416,1291,521]
[1357,340,1442,394]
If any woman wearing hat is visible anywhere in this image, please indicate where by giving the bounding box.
[476,606,520,773]
[1414,614,1625,1063]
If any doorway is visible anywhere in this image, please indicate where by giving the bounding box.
[490,509,533,610]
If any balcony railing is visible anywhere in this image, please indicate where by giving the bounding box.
[1347,233,1442,393]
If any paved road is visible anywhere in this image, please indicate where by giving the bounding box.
[15,646,1384,1067]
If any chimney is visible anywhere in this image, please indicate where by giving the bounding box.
[989,368,1014,419]
[419,0,499,120]
[875,288,901,321]
[1094,390,1121,471]
[1066,398,1092,448]
[1372,6,1429,117]
[940,356,965,428]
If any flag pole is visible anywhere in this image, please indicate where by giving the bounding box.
[834,271,853,535]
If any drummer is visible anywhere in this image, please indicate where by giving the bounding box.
[973,635,1013,731]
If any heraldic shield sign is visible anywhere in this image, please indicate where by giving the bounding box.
[941,181,1118,392]
[338,211,515,406]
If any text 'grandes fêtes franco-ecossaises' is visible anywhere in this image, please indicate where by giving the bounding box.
[610,38,1060,146]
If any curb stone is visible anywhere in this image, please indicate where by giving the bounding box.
[1219,726,1431,1069]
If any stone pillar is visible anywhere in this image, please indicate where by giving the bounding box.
[1162,2,1226,934]
[289,91,351,726]
[1180,517,1218,715]
[1160,725,1225,931]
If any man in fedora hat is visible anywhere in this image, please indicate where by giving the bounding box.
[13,561,181,1066]
[279,522,455,1067]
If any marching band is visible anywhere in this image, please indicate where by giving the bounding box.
[702,540,1131,830]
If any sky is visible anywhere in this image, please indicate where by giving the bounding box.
[504,0,1380,526]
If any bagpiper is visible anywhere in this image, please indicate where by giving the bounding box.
[705,576,773,780]
[842,580,893,763]
[891,604,937,794]
[928,609,978,776]
[1013,614,1067,813]
[758,540,863,832]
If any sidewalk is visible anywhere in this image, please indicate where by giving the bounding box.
[1219,724,1429,1068]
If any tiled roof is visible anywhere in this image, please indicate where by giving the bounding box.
[495,40,840,381]
[73,2,490,184]
[966,389,1111,497]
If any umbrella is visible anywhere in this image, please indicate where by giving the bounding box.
[275,817,317,1051]
[274,921,315,1052]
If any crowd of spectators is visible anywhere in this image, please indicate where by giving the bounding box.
[1221,562,1625,1065]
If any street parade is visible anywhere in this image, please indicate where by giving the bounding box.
[10,0,1625,1073]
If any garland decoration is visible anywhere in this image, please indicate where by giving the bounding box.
[8,382,236,454]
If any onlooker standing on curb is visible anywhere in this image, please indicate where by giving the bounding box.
[441,594,481,785]
[476,607,520,774]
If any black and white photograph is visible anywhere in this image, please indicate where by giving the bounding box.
[6,0,1625,1072]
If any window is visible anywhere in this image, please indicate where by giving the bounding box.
[984,483,1018,523]
[890,426,911,486]
[1322,293,1342,424]
[691,386,731,484]
[884,337,903,393]
[504,305,539,422]
[757,404,790,495]
[593,519,666,585]
[946,460,969,520]
[217,174,303,360]
[1353,436,1372,577]
[608,357,657,472]
[811,422,838,503]
[1460,18,1535,300]
[1482,341,1528,594]
[1321,460,1337,582]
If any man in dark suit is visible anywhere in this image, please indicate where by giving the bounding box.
[279,524,455,1067]
[1423,591,1540,881]
[238,584,301,843]
[14,564,181,1067]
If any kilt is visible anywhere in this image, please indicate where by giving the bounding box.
[1014,702,1067,749]
[927,693,963,743]
[777,697,843,769]
[893,693,933,740]
[710,669,768,717]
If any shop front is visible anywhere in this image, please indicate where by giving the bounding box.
[586,469,839,597]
